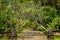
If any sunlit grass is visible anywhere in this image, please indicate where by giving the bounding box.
[54,36,60,40]
[0,37,8,40]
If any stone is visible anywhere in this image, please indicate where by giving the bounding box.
[17,30,48,40]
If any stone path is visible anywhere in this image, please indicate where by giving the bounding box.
[17,36,48,40]
[17,30,48,40]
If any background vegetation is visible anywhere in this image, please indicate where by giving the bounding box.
[0,0,60,35]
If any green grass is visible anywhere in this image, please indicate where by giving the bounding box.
[0,37,8,40]
[0,38,8,40]
[54,36,60,40]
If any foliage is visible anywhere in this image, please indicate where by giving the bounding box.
[0,0,60,34]
[47,17,60,30]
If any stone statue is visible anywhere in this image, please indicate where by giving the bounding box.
[6,20,17,40]
[47,27,54,40]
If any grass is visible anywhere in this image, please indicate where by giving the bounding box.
[0,37,8,40]
[0,38,8,40]
[0,36,60,40]
[54,36,60,40]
